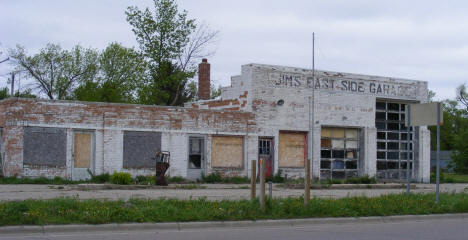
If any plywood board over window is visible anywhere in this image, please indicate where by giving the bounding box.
[74,133,92,168]
[211,136,243,168]
[279,132,306,168]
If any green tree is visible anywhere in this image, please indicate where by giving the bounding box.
[429,85,468,173]
[9,44,98,100]
[210,84,222,99]
[126,0,218,106]
[73,43,146,103]
[0,87,36,100]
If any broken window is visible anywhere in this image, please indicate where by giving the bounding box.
[123,131,161,168]
[320,127,360,179]
[23,127,67,167]
[375,101,415,179]
[189,137,204,169]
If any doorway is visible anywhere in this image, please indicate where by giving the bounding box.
[258,138,274,178]
[72,131,95,180]
[187,136,205,180]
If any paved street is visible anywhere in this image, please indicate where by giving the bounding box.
[1,217,467,240]
[0,183,466,201]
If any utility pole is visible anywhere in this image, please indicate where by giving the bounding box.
[10,72,15,96]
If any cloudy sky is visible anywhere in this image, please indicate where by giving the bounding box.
[1,0,467,100]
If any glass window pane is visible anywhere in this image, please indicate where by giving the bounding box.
[347,140,358,148]
[321,128,331,138]
[388,132,399,140]
[332,160,345,169]
[346,149,357,159]
[321,170,331,179]
[387,123,399,130]
[376,122,386,130]
[321,139,331,148]
[332,150,345,158]
[346,160,357,169]
[388,113,399,120]
[321,160,331,169]
[377,151,386,159]
[332,139,345,148]
[376,102,386,110]
[388,103,399,111]
[189,155,201,168]
[377,161,387,170]
[387,152,399,159]
[331,129,345,138]
[332,171,345,179]
[345,129,358,139]
[387,142,399,150]
[321,150,331,158]
[376,112,386,120]
[377,132,386,139]
[377,142,386,150]
[387,161,398,169]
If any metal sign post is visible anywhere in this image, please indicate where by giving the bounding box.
[436,102,441,203]
[406,102,443,203]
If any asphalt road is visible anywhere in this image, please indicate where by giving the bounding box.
[2,218,467,240]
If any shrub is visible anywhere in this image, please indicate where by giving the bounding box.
[110,172,132,185]
[201,172,222,183]
[344,175,377,184]
[167,176,186,183]
[229,176,250,184]
[430,172,455,183]
[91,173,110,184]
[134,175,155,185]
[266,170,285,183]
[326,178,342,184]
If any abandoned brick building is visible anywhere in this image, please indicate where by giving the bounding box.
[0,59,431,182]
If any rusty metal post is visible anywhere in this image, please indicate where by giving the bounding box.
[305,158,310,205]
[259,159,266,210]
[251,160,256,200]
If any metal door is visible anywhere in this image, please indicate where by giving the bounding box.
[72,131,94,180]
[258,138,273,177]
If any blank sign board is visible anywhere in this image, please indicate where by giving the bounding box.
[406,102,443,126]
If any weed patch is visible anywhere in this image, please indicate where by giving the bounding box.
[0,193,467,226]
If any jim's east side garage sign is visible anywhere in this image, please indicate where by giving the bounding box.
[268,72,419,98]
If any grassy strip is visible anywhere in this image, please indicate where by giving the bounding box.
[0,193,467,226]
[430,172,468,183]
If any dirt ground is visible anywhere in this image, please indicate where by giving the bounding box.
[0,183,466,201]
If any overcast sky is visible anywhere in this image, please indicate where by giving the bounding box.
[1,0,467,100]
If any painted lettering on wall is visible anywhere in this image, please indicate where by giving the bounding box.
[268,72,416,98]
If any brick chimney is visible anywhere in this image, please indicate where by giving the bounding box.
[198,58,210,100]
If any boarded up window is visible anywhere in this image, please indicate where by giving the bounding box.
[279,132,306,168]
[211,136,243,168]
[123,131,161,168]
[74,132,92,168]
[23,127,66,167]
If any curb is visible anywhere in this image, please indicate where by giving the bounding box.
[1,213,467,235]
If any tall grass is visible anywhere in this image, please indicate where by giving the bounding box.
[0,193,467,226]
